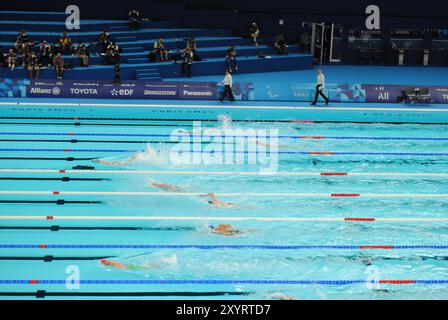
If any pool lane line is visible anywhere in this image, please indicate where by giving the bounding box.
[0,121,190,127]
[0,177,108,182]
[2,100,448,113]
[0,291,252,297]
[0,226,196,231]
[1,216,448,222]
[0,256,110,261]
[1,279,447,285]
[1,191,447,198]
[2,148,448,156]
[0,200,101,205]
[2,132,448,141]
[1,169,448,178]
[2,244,448,250]
[0,157,95,161]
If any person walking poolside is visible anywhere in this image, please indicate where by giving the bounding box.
[311,68,329,106]
[219,70,235,102]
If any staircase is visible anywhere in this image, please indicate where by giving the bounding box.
[136,68,163,81]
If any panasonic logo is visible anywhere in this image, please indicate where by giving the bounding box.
[182,90,213,96]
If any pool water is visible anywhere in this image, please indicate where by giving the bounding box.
[1,115,448,300]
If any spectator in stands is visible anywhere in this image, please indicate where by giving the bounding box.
[300,31,311,52]
[27,51,40,80]
[154,39,169,62]
[113,64,121,85]
[225,47,238,73]
[53,52,64,79]
[99,29,111,54]
[6,49,17,71]
[76,43,89,67]
[274,34,288,55]
[181,47,193,78]
[129,9,141,30]
[187,38,201,61]
[39,41,53,67]
[148,49,157,63]
[22,42,31,68]
[59,32,72,54]
[15,30,29,53]
[219,70,235,102]
[105,42,120,65]
[0,49,5,68]
[249,22,260,46]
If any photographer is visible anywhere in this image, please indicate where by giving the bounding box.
[53,52,64,79]
[181,47,193,78]
[154,39,169,62]
[129,9,141,30]
[274,34,288,55]
[27,51,40,80]
[99,29,111,54]
[225,46,238,73]
[249,22,260,46]
[76,43,89,67]
[59,31,72,54]
[39,41,53,67]
[15,30,29,53]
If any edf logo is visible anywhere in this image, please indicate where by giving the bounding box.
[66,5,80,30]
[365,5,380,30]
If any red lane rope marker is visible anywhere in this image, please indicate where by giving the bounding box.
[46,216,54,220]
[63,149,72,152]
[68,132,75,136]
[331,193,360,197]
[292,120,315,123]
[344,218,376,222]
[52,191,60,195]
[360,246,394,249]
[29,280,39,284]
[58,170,66,173]
[379,280,416,284]
[321,172,348,176]
[38,245,47,249]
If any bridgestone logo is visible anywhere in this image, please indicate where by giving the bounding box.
[183,90,213,96]
[144,90,177,96]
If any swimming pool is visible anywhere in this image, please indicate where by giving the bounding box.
[1,100,448,300]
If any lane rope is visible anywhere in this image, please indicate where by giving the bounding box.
[0,191,447,197]
[1,132,448,141]
[1,279,448,285]
[1,244,448,249]
[1,148,448,156]
[1,216,448,222]
[0,169,447,177]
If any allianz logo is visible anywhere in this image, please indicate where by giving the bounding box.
[30,87,61,95]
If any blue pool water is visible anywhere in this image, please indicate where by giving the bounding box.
[0,106,448,300]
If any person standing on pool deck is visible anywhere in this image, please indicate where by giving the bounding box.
[219,70,235,102]
[311,68,329,106]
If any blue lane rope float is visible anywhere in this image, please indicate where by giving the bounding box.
[1,244,448,250]
[1,279,448,285]
[1,132,448,141]
[1,148,448,156]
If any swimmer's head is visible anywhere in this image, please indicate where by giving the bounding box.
[100,259,112,266]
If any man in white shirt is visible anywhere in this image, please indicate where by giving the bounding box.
[219,70,235,102]
[311,68,329,105]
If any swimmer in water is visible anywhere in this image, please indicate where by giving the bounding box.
[149,181,182,192]
[209,224,241,236]
[200,193,235,208]
[100,254,178,271]
[92,145,158,166]
[264,292,297,300]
